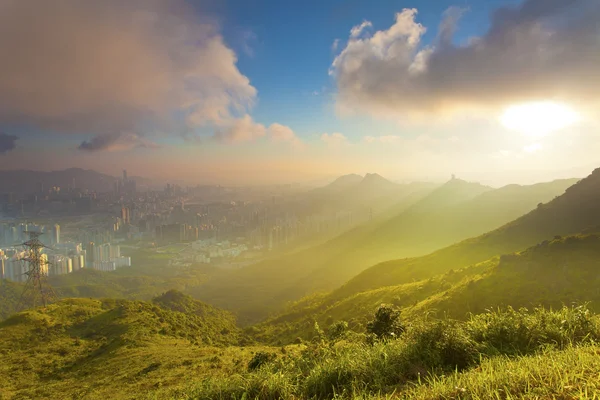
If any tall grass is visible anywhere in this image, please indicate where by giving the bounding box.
[176,305,600,400]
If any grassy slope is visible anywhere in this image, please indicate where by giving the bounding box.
[0,292,246,399]
[404,233,600,320]
[197,179,574,324]
[335,170,600,299]
[177,306,600,400]
[257,232,600,344]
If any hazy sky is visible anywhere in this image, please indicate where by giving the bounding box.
[0,0,598,185]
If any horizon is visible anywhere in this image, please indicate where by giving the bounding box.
[0,165,591,189]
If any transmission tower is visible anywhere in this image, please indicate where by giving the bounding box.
[17,231,58,311]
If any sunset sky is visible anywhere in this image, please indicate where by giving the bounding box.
[0,0,598,185]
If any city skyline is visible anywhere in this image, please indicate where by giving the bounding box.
[0,0,598,186]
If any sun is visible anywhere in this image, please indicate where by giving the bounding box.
[500,101,581,138]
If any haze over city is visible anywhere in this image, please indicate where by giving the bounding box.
[0,0,598,185]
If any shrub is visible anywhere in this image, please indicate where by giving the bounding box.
[405,320,480,371]
[248,351,277,371]
[327,321,349,342]
[366,304,405,341]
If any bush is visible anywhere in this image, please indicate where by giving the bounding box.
[327,321,349,342]
[366,304,405,341]
[405,320,480,371]
[247,351,277,371]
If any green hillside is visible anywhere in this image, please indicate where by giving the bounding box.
[0,292,245,399]
[256,232,600,344]
[335,169,600,298]
[174,306,600,400]
[406,233,600,320]
[195,178,575,324]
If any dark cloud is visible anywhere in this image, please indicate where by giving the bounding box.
[331,0,600,116]
[0,133,17,154]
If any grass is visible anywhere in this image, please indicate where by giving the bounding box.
[169,305,600,400]
[2,300,600,399]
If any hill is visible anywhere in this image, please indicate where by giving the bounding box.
[194,178,575,323]
[0,249,218,320]
[0,292,244,399]
[255,233,600,343]
[334,168,600,298]
[405,233,600,319]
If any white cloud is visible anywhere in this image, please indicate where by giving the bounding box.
[330,0,600,118]
[268,123,304,149]
[213,118,303,148]
[350,21,373,38]
[332,39,340,52]
[214,115,266,144]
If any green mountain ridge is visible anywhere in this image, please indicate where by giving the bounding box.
[255,232,600,343]
[334,170,600,299]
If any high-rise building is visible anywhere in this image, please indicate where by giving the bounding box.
[121,206,130,224]
[52,224,60,245]
[86,242,95,264]
[123,170,128,182]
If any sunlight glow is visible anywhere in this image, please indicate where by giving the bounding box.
[500,102,580,138]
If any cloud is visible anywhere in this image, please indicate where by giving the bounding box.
[268,123,304,148]
[330,0,600,117]
[350,20,373,38]
[78,132,160,152]
[214,115,267,144]
[213,117,303,148]
[0,133,17,154]
[0,0,256,148]
[332,39,340,52]
[321,132,348,147]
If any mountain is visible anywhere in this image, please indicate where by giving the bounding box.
[334,169,600,299]
[194,178,575,324]
[255,232,600,344]
[294,173,430,217]
[359,178,578,258]
[322,174,363,191]
[403,233,600,319]
[0,168,155,194]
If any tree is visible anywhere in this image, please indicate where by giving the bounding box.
[367,304,405,340]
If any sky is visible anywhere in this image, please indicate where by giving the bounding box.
[0,0,598,186]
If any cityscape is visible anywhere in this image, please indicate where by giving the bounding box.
[0,169,370,281]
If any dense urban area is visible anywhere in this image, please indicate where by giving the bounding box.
[1,169,370,281]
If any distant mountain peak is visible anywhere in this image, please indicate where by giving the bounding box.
[327,174,363,188]
[361,173,391,183]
